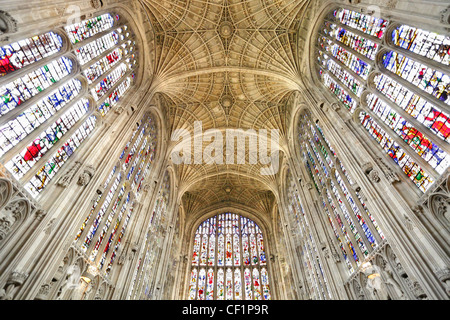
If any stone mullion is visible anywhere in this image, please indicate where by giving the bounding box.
[310,116,385,245]
[308,128,374,253]
[0,83,90,165]
[300,140,338,299]
[87,56,132,92]
[318,187,358,273]
[213,220,219,300]
[290,167,337,300]
[289,150,332,297]
[238,217,244,300]
[299,228,320,299]
[99,185,144,273]
[317,61,363,103]
[128,164,167,300]
[317,191,351,268]
[276,192,300,299]
[80,35,136,75]
[290,192,320,299]
[334,161,384,244]
[375,66,450,115]
[204,226,211,300]
[131,234,150,299]
[84,177,127,262]
[112,171,159,299]
[329,170,374,252]
[91,175,137,268]
[92,68,134,108]
[135,239,152,299]
[304,150,360,271]
[324,178,366,263]
[76,170,122,251]
[305,135,371,258]
[98,195,137,274]
[302,222,327,300]
[315,45,366,85]
[302,209,330,300]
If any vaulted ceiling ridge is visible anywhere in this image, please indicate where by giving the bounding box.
[138,0,310,215]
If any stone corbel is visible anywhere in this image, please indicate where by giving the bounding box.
[369,170,381,183]
[435,267,450,296]
[0,10,18,41]
[57,161,82,188]
[440,5,450,25]
[376,157,400,184]
[410,278,427,300]
[126,105,137,116]
[0,270,29,300]
[114,106,125,115]
[77,165,96,187]
[35,283,51,300]
[330,103,340,112]
[90,0,103,9]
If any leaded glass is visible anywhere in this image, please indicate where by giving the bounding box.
[188,213,271,300]
[0,32,63,77]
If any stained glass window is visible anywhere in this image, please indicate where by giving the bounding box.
[0,11,138,200]
[73,114,157,277]
[0,57,73,117]
[298,112,386,277]
[64,14,115,44]
[189,213,271,300]
[317,8,450,192]
[286,169,332,299]
[392,25,450,66]
[128,171,170,299]
[0,32,63,77]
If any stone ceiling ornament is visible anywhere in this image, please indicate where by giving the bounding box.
[142,0,306,212]
[217,1,235,59]
[219,21,234,39]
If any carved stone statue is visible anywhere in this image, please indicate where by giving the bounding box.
[381,261,406,300]
[364,266,389,300]
[57,262,81,300]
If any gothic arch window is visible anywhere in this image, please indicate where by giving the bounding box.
[128,170,171,300]
[316,7,450,193]
[298,110,385,275]
[73,112,157,276]
[0,12,138,197]
[285,168,331,299]
[188,213,271,300]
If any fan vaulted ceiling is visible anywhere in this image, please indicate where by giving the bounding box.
[141,0,308,215]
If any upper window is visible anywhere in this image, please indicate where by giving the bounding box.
[0,12,138,197]
[73,113,157,276]
[316,8,450,192]
[0,31,63,77]
[188,213,271,300]
[298,111,385,276]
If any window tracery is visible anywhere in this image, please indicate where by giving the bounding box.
[316,8,450,192]
[73,113,157,276]
[188,213,271,300]
[0,12,138,197]
[298,111,385,276]
[286,168,331,299]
